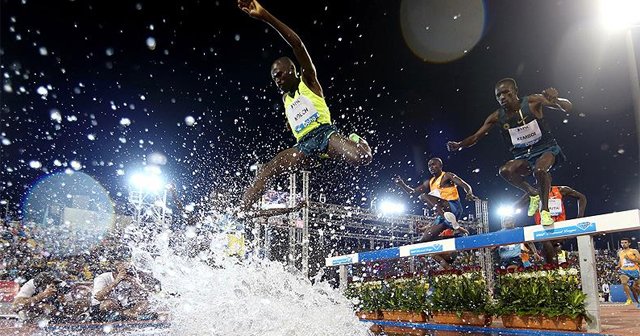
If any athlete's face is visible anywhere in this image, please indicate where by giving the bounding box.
[621,240,630,248]
[427,159,442,175]
[271,61,296,93]
[495,83,518,109]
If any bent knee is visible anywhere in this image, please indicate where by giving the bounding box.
[533,167,548,176]
[498,165,514,178]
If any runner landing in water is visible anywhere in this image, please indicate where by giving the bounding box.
[447,78,572,226]
[237,0,373,212]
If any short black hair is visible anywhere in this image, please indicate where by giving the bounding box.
[621,237,631,243]
[496,78,518,91]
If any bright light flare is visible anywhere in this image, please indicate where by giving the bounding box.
[599,0,640,31]
[129,173,164,192]
[497,205,515,218]
[379,200,406,215]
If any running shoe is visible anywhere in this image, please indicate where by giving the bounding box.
[443,211,460,230]
[540,210,555,226]
[349,133,368,145]
[625,298,633,305]
[527,194,540,216]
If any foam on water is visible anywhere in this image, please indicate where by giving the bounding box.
[136,232,371,336]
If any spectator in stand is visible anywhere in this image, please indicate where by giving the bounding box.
[602,282,610,303]
[556,242,569,264]
[91,254,159,321]
[12,271,87,323]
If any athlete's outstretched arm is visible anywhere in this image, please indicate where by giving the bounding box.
[238,0,321,94]
[447,110,499,151]
[449,173,479,201]
[393,176,428,196]
[558,186,586,218]
[529,87,572,112]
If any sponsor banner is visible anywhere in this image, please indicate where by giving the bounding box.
[531,221,596,240]
[399,238,455,257]
[326,253,359,267]
[524,210,640,241]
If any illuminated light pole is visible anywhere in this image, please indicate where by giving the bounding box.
[127,169,170,232]
[599,0,640,164]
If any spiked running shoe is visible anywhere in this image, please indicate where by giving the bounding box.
[527,194,540,216]
[625,298,633,305]
[349,133,368,145]
[540,210,554,226]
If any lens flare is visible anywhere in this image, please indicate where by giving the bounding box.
[400,0,486,63]
[22,171,115,257]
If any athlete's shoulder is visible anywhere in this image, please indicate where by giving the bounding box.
[527,93,544,102]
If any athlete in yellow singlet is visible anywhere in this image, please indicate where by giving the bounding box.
[617,237,640,307]
[238,0,372,211]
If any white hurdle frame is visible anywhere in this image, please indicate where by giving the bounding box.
[326,209,640,333]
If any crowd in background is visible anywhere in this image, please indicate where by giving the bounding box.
[1,219,122,283]
[1,218,160,324]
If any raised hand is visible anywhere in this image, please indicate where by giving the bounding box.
[237,0,265,19]
[542,87,559,103]
[446,141,461,152]
[465,193,480,201]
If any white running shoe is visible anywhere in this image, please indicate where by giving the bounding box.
[443,211,460,230]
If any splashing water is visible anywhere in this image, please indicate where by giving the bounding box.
[133,230,371,336]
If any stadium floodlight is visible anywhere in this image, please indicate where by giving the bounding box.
[599,0,640,31]
[497,205,515,218]
[379,200,406,215]
[129,172,164,193]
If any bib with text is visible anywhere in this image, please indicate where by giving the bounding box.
[286,95,320,133]
[508,119,542,148]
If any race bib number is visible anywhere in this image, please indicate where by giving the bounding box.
[547,198,563,216]
[286,95,319,133]
[508,119,542,148]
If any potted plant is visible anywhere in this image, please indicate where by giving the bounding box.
[379,277,429,322]
[345,280,384,320]
[429,267,493,326]
[495,264,587,331]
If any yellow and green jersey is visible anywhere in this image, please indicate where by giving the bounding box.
[283,80,331,141]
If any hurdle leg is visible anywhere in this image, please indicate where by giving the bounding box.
[577,235,601,333]
[339,265,348,291]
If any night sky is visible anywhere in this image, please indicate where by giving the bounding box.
[1,0,639,241]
